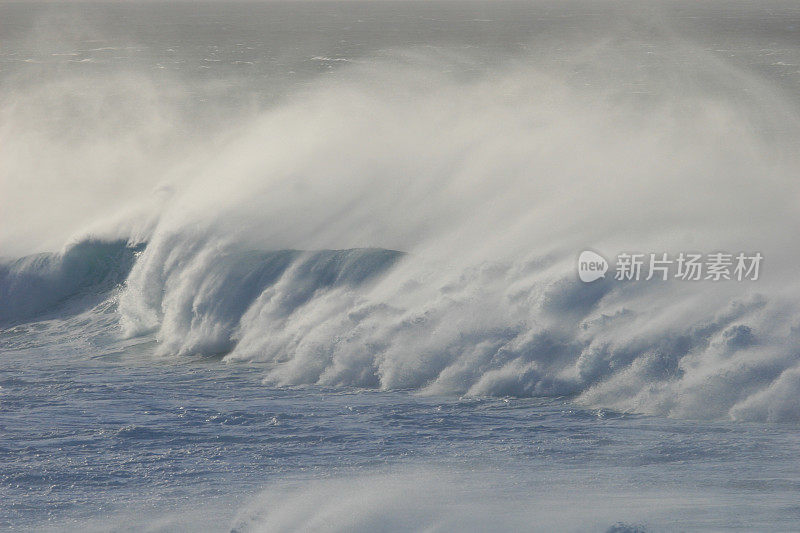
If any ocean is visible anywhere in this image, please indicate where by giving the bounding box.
[2,1,800,531]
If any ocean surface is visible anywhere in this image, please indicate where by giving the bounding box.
[3,1,800,531]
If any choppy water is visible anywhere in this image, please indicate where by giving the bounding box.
[3,1,800,531]
[5,322,800,531]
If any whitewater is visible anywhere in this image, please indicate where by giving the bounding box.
[3,1,800,531]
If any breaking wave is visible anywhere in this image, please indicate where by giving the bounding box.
[4,39,800,422]
[113,235,800,423]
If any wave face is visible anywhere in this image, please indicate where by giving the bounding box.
[4,9,800,422]
[0,239,143,325]
[119,242,402,357]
